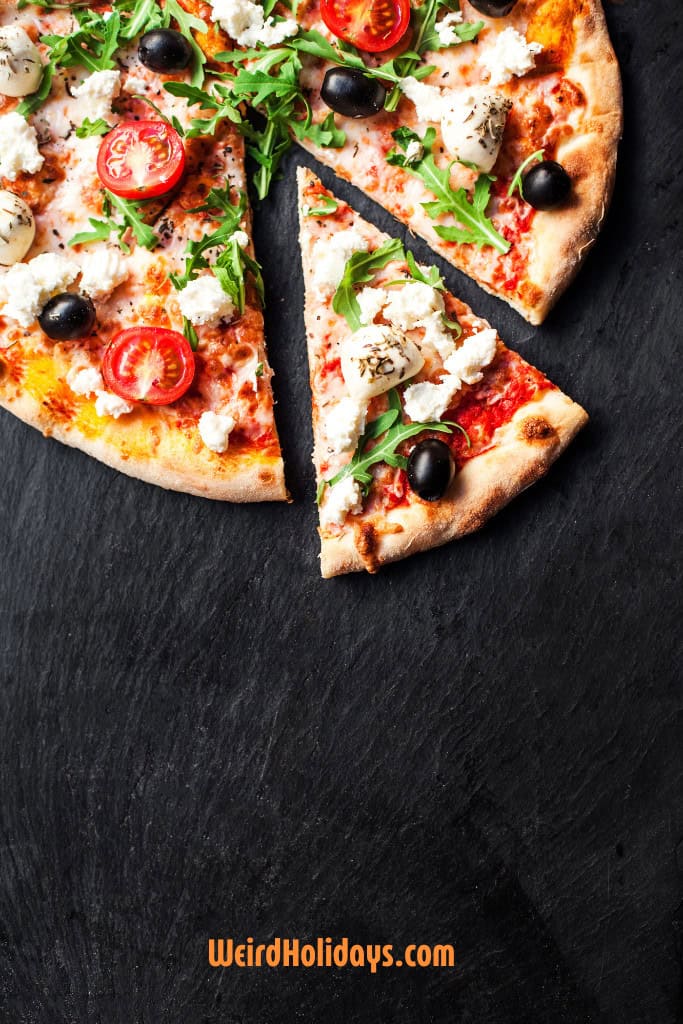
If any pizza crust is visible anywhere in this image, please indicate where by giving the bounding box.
[0,388,287,502]
[320,388,587,576]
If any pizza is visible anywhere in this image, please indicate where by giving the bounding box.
[298,167,587,576]
[200,0,622,324]
[0,2,286,502]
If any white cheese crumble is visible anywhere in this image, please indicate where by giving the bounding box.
[177,275,235,327]
[0,189,35,267]
[442,327,498,385]
[0,252,78,327]
[66,365,104,396]
[0,111,44,181]
[123,74,149,95]
[198,410,235,453]
[320,476,363,529]
[440,87,511,173]
[79,247,129,299]
[340,323,424,402]
[435,10,463,47]
[356,285,387,326]
[72,69,121,123]
[313,227,369,293]
[209,0,297,48]
[232,229,250,249]
[481,27,543,87]
[403,328,499,422]
[0,25,43,98]
[94,390,134,419]
[399,77,445,124]
[325,396,367,454]
[404,139,424,164]
[357,280,456,360]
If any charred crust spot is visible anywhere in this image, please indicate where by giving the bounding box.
[258,469,274,484]
[520,416,557,442]
[355,522,380,574]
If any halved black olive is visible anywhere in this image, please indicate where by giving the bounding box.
[321,67,387,119]
[38,293,96,341]
[407,438,454,501]
[138,29,193,73]
[522,160,572,210]
[469,0,518,16]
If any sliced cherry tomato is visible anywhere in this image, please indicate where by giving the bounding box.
[102,327,195,406]
[97,121,186,199]
[320,0,410,53]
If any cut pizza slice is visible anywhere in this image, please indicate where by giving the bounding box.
[298,167,587,576]
[204,0,622,324]
[0,2,286,502]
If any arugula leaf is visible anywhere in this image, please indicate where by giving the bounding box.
[333,239,406,331]
[388,127,510,254]
[305,195,339,217]
[405,251,445,290]
[183,318,199,351]
[163,81,242,136]
[508,149,545,199]
[16,63,55,118]
[323,389,455,496]
[119,0,168,41]
[291,111,345,149]
[163,0,207,88]
[68,190,158,251]
[75,117,110,138]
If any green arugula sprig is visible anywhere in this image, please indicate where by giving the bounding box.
[75,117,110,138]
[19,0,205,118]
[69,189,158,252]
[305,195,339,217]
[507,149,544,199]
[333,239,405,332]
[318,389,460,501]
[170,186,265,328]
[388,127,510,254]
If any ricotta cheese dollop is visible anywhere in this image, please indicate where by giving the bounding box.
[320,476,363,529]
[177,275,236,327]
[0,25,43,98]
[72,69,121,123]
[0,252,79,327]
[481,27,543,87]
[94,390,134,419]
[79,247,129,299]
[0,111,44,181]
[198,410,236,453]
[0,190,35,266]
[66,365,104,397]
[209,0,297,48]
[402,328,499,422]
[325,395,367,454]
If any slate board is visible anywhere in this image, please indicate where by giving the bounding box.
[1,3,682,1022]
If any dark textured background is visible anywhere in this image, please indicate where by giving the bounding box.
[1,1,682,1021]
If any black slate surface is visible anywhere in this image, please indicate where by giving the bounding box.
[1,2,682,1022]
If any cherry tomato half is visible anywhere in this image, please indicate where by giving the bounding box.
[97,120,186,199]
[320,0,410,53]
[102,327,195,406]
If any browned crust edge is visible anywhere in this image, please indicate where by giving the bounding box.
[0,394,287,502]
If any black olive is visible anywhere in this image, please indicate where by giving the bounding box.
[522,160,571,210]
[38,293,96,341]
[469,0,518,16]
[321,67,387,119]
[407,438,454,502]
[138,29,193,73]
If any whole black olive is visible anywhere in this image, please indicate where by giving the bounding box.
[138,29,193,73]
[321,67,387,119]
[522,160,571,210]
[38,293,96,341]
[407,438,454,502]
[469,0,518,16]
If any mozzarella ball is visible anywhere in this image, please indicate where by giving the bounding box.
[0,190,35,266]
[0,26,43,98]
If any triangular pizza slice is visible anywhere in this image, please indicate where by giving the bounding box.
[202,0,622,324]
[0,1,286,502]
[298,167,587,576]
